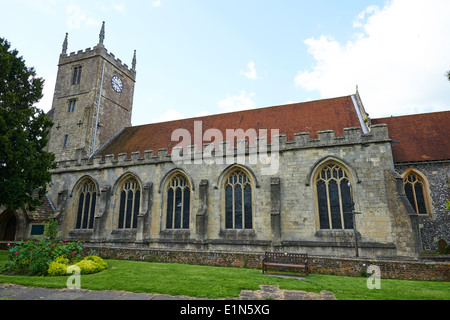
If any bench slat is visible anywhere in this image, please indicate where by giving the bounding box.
[262,252,309,276]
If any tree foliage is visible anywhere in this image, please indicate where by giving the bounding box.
[0,37,55,211]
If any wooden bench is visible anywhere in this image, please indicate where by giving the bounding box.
[262,252,309,276]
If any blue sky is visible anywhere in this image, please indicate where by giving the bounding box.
[1,0,449,126]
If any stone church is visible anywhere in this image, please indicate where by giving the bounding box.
[1,23,449,259]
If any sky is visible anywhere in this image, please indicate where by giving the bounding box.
[1,0,449,126]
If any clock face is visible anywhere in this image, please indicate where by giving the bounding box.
[111,75,123,93]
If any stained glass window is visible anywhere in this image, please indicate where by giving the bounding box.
[403,171,429,215]
[225,170,253,229]
[316,164,354,230]
[118,177,140,229]
[166,174,191,229]
[76,180,97,230]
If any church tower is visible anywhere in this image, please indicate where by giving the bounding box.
[47,22,136,162]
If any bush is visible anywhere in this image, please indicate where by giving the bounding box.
[73,256,108,275]
[48,260,68,276]
[1,217,83,276]
[84,255,108,270]
[2,238,84,276]
[47,255,108,277]
[54,256,70,265]
[0,218,107,276]
[75,260,101,275]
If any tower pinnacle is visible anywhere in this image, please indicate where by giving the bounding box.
[62,33,68,54]
[99,21,105,46]
[132,50,137,71]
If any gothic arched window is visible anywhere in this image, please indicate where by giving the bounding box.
[225,169,253,230]
[76,180,97,230]
[315,163,354,230]
[118,177,141,229]
[166,174,191,230]
[403,170,430,215]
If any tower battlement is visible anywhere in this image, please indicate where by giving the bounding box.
[60,45,136,80]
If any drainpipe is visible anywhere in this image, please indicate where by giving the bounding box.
[348,182,362,257]
[91,59,106,158]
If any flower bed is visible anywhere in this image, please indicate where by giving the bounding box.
[0,219,107,276]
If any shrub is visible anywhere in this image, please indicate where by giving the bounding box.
[54,256,70,265]
[1,233,83,276]
[44,218,58,240]
[0,219,108,276]
[84,255,108,270]
[46,255,108,277]
[48,260,68,276]
[3,238,84,276]
[75,257,108,275]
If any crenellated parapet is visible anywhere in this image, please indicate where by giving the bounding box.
[53,124,390,172]
[58,22,136,80]
[59,45,136,80]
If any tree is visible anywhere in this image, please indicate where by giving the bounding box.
[0,37,55,212]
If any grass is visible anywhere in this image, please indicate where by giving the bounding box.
[0,250,449,300]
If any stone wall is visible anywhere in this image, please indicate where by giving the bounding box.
[395,162,450,252]
[46,124,421,259]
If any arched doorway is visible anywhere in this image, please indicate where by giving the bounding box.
[3,215,17,241]
[0,211,17,249]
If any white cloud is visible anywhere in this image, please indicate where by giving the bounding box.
[152,0,161,8]
[101,3,126,14]
[112,4,126,13]
[240,60,258,80]
[217,91,256,113]
[66,3,85,30]
[295,0,450,117]
[353,5,380,28]
[66,3,101,30]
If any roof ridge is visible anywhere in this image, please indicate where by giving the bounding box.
[373,110,450,120]
[129,95,355,128]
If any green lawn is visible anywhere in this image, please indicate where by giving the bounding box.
[0,250,449,300]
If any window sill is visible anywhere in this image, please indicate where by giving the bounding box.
[160,229,190,236]
[315,229,359,239]
[220,229,256,238]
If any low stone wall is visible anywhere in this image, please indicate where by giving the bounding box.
[84,246,449,282]
[308,256,449,281]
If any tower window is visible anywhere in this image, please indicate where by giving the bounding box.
[63,135,69,148]
[72,66,82,85]
[68,99,77,113]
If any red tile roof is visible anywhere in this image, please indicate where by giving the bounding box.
[372,111,450,163]
[96,95,363,158]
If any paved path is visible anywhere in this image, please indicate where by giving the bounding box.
[0,283,336,300]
